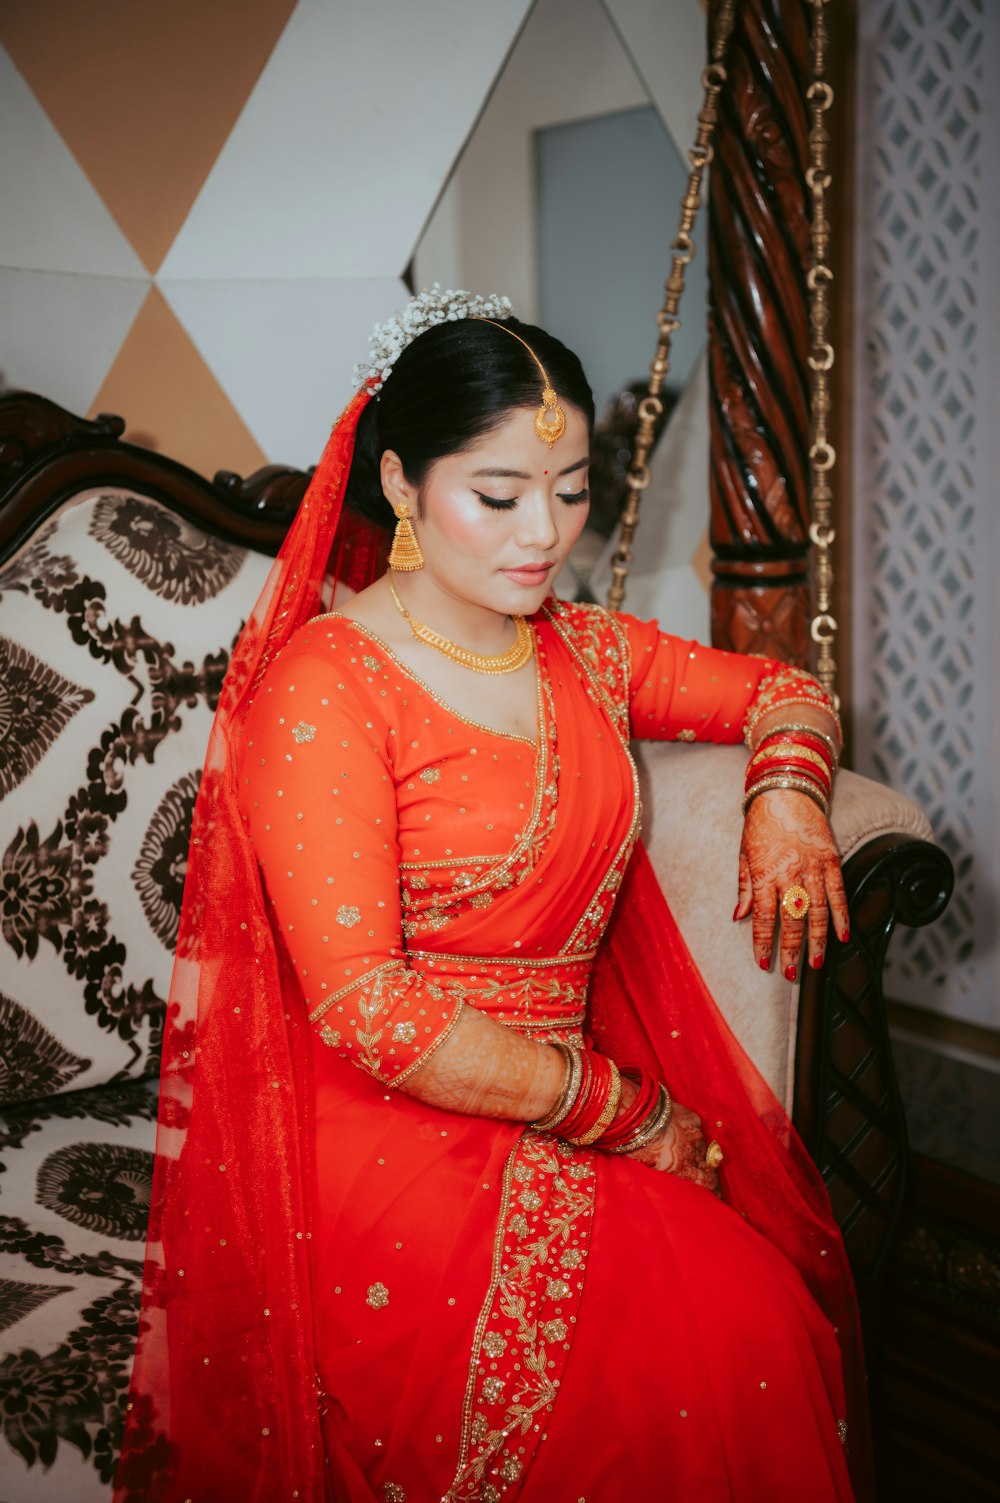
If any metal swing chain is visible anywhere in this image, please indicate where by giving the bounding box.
[805,0,839,705]
[605,0,737,613]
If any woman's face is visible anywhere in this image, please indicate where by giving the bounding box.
[381,402,591,616]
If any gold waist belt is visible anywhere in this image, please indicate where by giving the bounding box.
[406,947,595,1032]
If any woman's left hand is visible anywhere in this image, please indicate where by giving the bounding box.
[734,789,849,979]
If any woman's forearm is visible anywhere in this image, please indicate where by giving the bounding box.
[748,702,841,756]
[397,1003,566,1121]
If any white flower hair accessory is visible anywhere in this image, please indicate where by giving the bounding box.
[354,284,515,393]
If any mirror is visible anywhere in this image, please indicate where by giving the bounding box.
[413,0,711,636]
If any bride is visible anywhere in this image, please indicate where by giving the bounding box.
[116,290,868,1503]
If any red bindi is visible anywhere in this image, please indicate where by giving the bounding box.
[543,469,548,475]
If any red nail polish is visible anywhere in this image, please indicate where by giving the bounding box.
[784,964,797,982]
[840,928,850,943]
[759,955,770,971]
[733,904,741,921]
[812,952,824,969]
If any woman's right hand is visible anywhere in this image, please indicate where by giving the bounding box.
[626,1101,720,1194]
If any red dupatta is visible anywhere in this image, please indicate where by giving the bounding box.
[114,389,872,1503]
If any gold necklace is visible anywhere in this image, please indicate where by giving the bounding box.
[388,578,534,675]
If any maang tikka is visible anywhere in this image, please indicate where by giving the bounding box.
[473,318,567,447]
[388,502,424,571]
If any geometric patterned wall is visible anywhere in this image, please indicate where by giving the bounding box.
[0,0,706,493]
[852,0,1000,1029]
[0,0,533,474]
[1,0,712,636]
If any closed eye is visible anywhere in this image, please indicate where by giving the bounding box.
[558,489,590,505]
[474,492,518,511]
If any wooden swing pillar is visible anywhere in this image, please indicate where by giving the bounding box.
[707,0,829,669]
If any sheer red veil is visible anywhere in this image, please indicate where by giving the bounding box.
[115,369,872,1502]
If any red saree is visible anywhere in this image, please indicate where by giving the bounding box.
[115,392,871,1503]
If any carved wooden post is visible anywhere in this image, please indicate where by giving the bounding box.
[708,0,812,663]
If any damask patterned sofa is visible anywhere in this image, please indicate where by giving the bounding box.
[0,392,953,1501]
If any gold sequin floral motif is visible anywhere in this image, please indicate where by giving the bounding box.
[336,905,361,929]
[471,1413,489,1445]
[366,1282,389,1310]
[363,655,383,673]
[392,1021,417,1044]
[319,1024,342,1048]
[481,1376,505,1404]
[482,1331,507,1358]
[291,721,316,743]
[419,767,442,784]
[384,1485,407,1503]
[541,1318,568,1343]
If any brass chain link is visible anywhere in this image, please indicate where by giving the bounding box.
[805,0,838,706]
[605,0,737,613]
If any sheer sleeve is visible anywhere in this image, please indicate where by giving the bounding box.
[237,631,464,1087]
[614,610,833,746]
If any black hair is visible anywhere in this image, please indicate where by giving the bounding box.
[344,316,595,523]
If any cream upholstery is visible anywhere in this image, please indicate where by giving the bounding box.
[636,741,934,1111]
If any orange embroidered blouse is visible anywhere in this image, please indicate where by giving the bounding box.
[238,599,813,1087]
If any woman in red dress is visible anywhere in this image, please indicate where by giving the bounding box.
[117,293,868,1503]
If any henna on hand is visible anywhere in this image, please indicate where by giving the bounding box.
[400,1004,565,1123]
[734,789,849,977]
[628,1103,719,1194]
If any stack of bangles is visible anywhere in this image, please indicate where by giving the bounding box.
[531,1043,674,1155]
[742,721,840,819]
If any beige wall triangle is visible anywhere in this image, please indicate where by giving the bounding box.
[0,0,297,273]
[89,287,269,479]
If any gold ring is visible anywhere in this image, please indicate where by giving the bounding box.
[780,884,810,920]
[705,1140,724,1169]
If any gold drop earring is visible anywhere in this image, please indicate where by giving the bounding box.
[388,502,424,571]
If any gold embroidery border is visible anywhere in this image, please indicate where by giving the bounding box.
[407,947,597,969]
[543,604,643,956]
[307,958,465,1088]
[446,1134,597,1501]
[307,960,399,1024]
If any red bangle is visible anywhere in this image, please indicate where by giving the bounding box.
[558,1051,610,1142]
[745,756,831,796]
[754,732,835,775]
[597,1065,660,1149]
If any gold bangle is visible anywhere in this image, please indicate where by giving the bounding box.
[745,762,831,802]
[751,719,840,764]
[746,698,843,746]
[747,742,833,779]
[742,775,829,817]
[567,1059,623,1146]
[531,1044,582,1132]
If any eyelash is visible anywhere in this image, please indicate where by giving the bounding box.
[475,488,590,511]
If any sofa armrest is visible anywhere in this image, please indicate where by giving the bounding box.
[633,741,953,1278]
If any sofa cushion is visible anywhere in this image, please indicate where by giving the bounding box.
[0,1079,156,1499]
[0,491,270,1105]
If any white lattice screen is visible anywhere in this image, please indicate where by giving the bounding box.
[852,0,1000,1028]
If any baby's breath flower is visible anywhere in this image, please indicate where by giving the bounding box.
[354,285,514,392]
